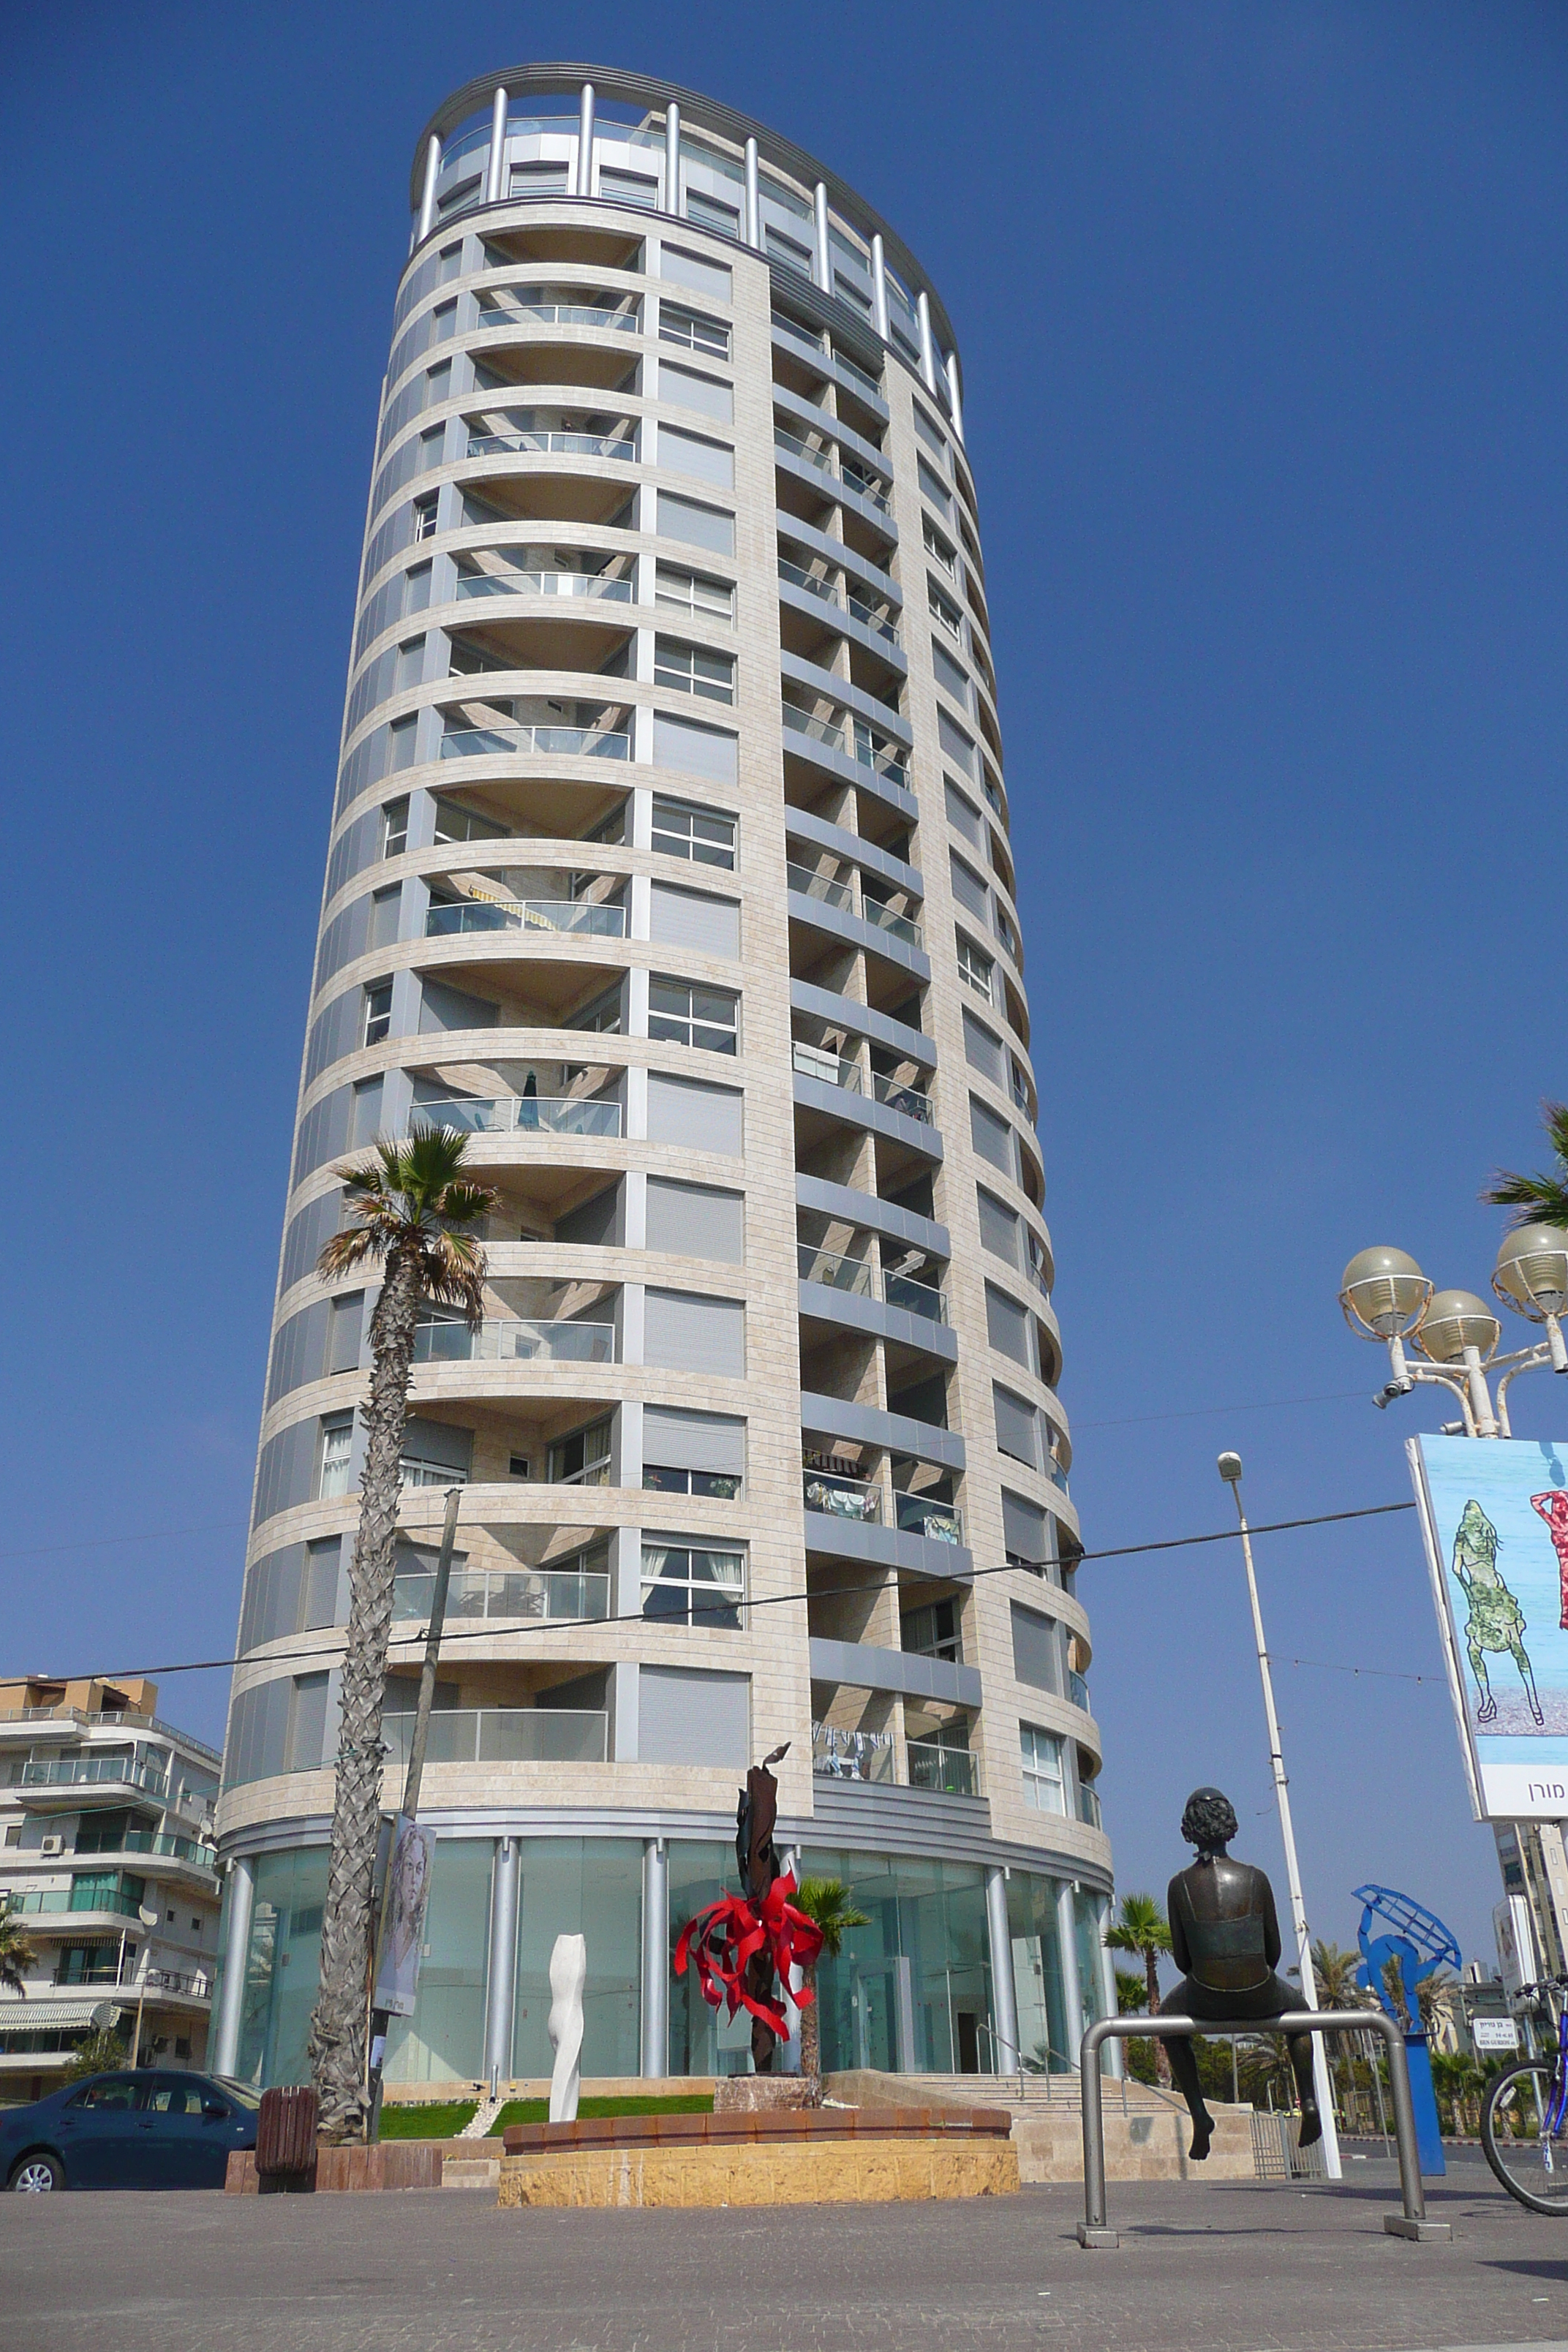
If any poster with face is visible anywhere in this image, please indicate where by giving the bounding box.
[374,1814,433,2018]
[1410,1434,1568,1820]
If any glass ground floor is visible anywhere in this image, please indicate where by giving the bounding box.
[213,1831,1113,2091]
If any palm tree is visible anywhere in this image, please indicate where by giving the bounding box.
[1114,1967,1147,2014]
[791,1877,870,2086]
[1311,1937,1362,2115]
[1104,1893,1173,2086]
[305,1126,498,2141]
[1482,1101,1568,1226]
[0,1908,36,1997]
[1416,1964,1458,2043]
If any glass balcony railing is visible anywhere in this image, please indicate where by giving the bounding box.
[1068,1670,1091,1712]
[907,1741,980,1798]
[870,1071,933,1124]
[812,1721,894,1783]
[425,898,626,939]
[797,1243,873,1296]
[7,1884,149,1921]
[894,1493,964,1545]
[802,1469,881,1523]
[441,720,630,761]
[467,429,638,462]
[73,1831,217,1869]
[839,462,893,516]
[834,349,884,399]
[776,558,900,647]
[1077,1780,1103,1830]
[21,1757,167,1796]
[455,569,635,604]
[780,701,908,782]
[412,1317,616,1366]
[785,861,854,912]
[393,1564,610,1625]
[883,1273,946,1324]
[380,1708,608,1768]
[774,423,834,475]
[791,1040,864,1093]
[476,300,639,333]
[413,1094,622,1139]
[861,897,924,951]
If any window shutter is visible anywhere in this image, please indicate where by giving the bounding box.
[976,1187,1019,1270]
[646,1178,745,1262]
[638,1665,750,1765]
[657,424,735,489]
[962,1010,1005,1085]
[970,1096,1015,1178]
[660,247,733,301]
[649,881,741,957]
[641,1406,746,1474]
[993,1384,1039,1468]
[1011,1602,1063,1695]
[985,1284,1034,1371]
[653,711,739,783]
[645,1073,743,1156]
[1002,1488,1049,1565]
[657,492,735,557]
[644,1289,745,1376]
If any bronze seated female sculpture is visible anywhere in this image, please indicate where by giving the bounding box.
[1159,1787,1321,2160]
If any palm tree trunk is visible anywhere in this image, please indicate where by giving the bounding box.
[799,1960,820,2083]
[308,1245,421,2141]
[1145,1948,1172,2087]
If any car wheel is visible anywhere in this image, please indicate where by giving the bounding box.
[10,2154,64,2192]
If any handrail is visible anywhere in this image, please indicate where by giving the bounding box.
[1076,2010,1446,2247]
[424,897,626,938]
[467,429,637,462]
[780,701,908,780]
[412,1316,615,1365]
[475,300,639,332]
[455,568,634,603]
[412,1094,622,1138]
[440,721,630,761]
[777,558,900,645]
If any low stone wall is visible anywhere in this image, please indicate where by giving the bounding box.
[497,2136,1019,2209]
[1011,2105,1254,2184]
[225,2143,445,2194]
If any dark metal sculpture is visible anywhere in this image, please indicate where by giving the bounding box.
[675,1745,823,2074]
[736,1744,789,2072]
[1160,1787,1321,2160]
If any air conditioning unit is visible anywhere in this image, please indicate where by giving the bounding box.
[39,1835,63,1857]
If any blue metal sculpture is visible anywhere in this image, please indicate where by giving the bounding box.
[1352,1884,1463,2176]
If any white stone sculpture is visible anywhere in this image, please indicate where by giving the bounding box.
[548,1931,587,2122]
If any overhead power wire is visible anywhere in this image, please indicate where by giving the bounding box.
[56,1497,1417,1686]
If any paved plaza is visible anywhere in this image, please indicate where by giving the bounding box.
[6,2149,1568,2351]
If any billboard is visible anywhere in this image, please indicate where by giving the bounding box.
[372,1814,434,2019]
[1411,1434,1568,1821]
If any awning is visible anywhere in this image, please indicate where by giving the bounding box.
[0,1997,126,2031]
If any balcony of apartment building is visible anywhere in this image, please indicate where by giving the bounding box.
[796,1222,953,1365]
[776,539,905,688]
[439,589,638,683]
[438,689,633,767]
[402,775,633,857]
[780,686,916,826]
[772,394,896,550]
[785,832,927,986]
[795,1381,972,1578]
[770,306,889,437]
[467,276,644,391]
[791,1019,940,1194]
[409,1275,620,1376]
[380,1659,612,1773]
[407,1060,625,1153]
[453,404,641,531]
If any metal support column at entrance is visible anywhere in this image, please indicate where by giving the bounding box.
[1075,2009,1450,2247]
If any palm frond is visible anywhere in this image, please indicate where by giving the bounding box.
[1482,1100,1568,1227]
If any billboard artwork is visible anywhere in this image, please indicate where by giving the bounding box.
[1411,1434,1568,1821]
[372,1813,434,2019]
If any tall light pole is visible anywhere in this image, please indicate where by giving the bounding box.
[1218,1450,1342,2182]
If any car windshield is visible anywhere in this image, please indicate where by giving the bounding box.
[211,2076,263,2111]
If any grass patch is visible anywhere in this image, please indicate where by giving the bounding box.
[378,2100,478,2139]
[489,2091,713,2136]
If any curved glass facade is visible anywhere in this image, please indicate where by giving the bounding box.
[212,64,1116,2091]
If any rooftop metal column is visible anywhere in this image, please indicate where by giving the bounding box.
[917,290,938,393]
[575,82,597,199]
[813,181,831,291]
[484,87,508,206]
[870,233,889,342]
[663,101,681,214]
[415,133,441,245]
[744,137,761,247]
[945,351,965,443]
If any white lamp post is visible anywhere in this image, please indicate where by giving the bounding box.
[1339,1226,1568,1437]
[1217,1450,1342,2182]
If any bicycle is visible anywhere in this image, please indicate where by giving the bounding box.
[1480,1977,1568,2215]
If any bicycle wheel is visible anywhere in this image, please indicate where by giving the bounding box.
[1482,2063,1568,2215]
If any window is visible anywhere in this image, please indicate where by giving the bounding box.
[547,1418,611,1486]
[660,304,730,359]
[318,1415,353,1499]
[599,167,659,209]
[956,934,995,1005]
[381,797,410,859]
[685,188,740,235]
[644,1464,741,1499]
[432,794,507,844]
[362,981,393,1047]
[902,1597,960,1662]
[398,1444,467,1490]
[412,494,438,543]
[641,1539,745,1628]
[510,160,569,196]
[1020,1722,1067,1814]
[649,977,738,1054]
[922,516,955,576]
[651,794,736,870]
[765,225,813,275]
[565,980,623,1036]
[913,405,949,464]
[917,456,952,518]
[929,579,963,641]
[932,639,972,709]
[659,363,734,425]
[509,1452,530,1480]
[654,637,734,704]
[655,564,734,622]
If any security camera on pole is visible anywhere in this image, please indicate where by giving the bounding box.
[1215,1451,1341,2181]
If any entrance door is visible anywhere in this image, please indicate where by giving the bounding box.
[955,2010,982,2073]
[851,1963,900,2072]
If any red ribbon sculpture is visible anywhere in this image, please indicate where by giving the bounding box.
[674,1870,824,2043]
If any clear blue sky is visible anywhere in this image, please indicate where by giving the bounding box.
[5,1,1566,1971]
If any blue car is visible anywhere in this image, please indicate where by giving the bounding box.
[1,2069,260,2190]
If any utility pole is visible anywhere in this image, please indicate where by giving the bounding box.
[1218,1452,1342,2182]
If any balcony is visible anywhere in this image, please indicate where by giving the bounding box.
[812,1721,894,1784]
[8,1885,148,1922]
[73,1831,217,1869]
[894,1492,964,1545]
[1077,1781,1103,1831]
[797,1244,946,1325]
[781,701,908,784]
[412,1094,622,1139]
[21,1757,167,1798]
[907,1740,981,1798]
[440,719,630,761]
[456,568,635,606]
[777,558,900,647]
[774,425,892,515]
[425,898,627,940]
[802,1468,880,1523]
[412,1317,617,1366]
[790,1043,932,1126]
[392,1562,610,1625]
[380,1708,607,1768]
[467,429,637,463]
[1069,1668,1091,1712]
[786,864,924,954]
[475,298,639,333]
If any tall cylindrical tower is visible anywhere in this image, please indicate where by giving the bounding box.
[214,65,1112,2092]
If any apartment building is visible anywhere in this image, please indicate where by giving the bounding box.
[211,66,1116,2091]
[0,1678,220,2103]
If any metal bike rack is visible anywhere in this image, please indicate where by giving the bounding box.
[1076,2008,1451,2247]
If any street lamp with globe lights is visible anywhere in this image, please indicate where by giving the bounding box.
[1339,1226,1568,1438]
